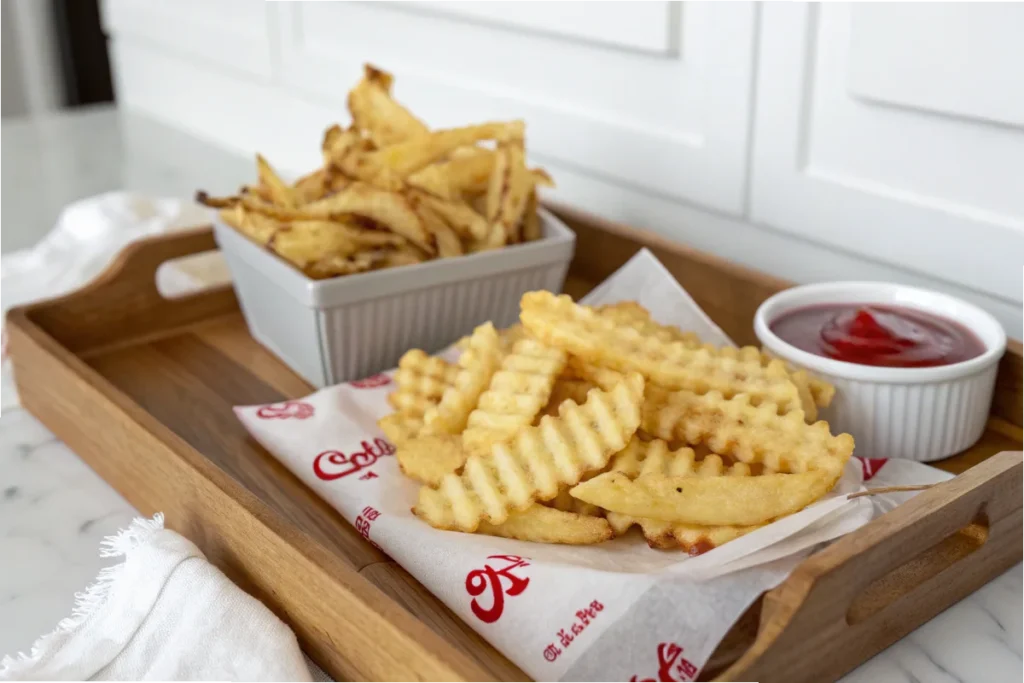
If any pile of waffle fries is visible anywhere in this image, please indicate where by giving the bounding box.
[379,293,854,554]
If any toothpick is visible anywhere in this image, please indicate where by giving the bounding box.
[847,484,935,499]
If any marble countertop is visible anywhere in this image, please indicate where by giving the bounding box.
[1,105,1020,682]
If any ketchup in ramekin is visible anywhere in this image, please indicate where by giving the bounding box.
[769,304,986,368]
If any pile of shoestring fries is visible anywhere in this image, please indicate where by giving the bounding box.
[197,64,552,278]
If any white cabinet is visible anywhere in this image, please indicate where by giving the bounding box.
[750,2,1024,303]
[101,0,274,78]
[275,1,758,215]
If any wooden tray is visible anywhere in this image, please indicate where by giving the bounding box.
[8,204,1022,682]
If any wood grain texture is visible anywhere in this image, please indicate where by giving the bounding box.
[25,228,238,353]
[6,208,1022,682]
[718,451,1022,683]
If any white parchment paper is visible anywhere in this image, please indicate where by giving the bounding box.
[236,250,951,681]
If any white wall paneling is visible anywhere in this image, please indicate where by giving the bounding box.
[847,4,1024,128]
[108,39,335,176]
[275,1,757,215]
[403,2,679,54]
[101,0,275,79]
[751,2,1024,304]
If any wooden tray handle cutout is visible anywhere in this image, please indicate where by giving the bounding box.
[718,450,1022,683]
[13,227,239,354]
[846,512,988,625]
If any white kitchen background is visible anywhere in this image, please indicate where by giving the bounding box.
[100,0,1024,335]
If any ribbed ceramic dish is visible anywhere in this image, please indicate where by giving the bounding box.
[754,282,1007,462]
[214,209,575,386]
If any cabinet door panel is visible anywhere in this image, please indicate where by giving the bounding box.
[751,3,1024,302]
[101,0,273,78]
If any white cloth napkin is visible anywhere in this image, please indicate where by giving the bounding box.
[0,515,312,681]
[1,193,315,681]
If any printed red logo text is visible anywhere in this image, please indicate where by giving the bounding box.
[857,457,888,481]
[630,642,698,682]
[542,599,604,662]
[256,401,314,420]
[350,373,391,389]
[313,438,395,481]
[465,554,530,623]
[354,506,382,550]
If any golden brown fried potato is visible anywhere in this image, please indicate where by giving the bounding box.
[478,505,612,545]
[407,149,494,200]
[292,168,331,204]
[218,205,245,231]
[570,470,833,527]
[235,183,434,254]
[415,374,644,532]
[238,209,283,247]
[270,221,354,269]
[396,434,467,486]
[256,154,296,208]
[409,196,463,258]
[521,188,541,242]
[410,192,489,241]
[347,64,429,148]
[498,144,533,243]
[202,64,550,281]
[345,121,525,187]
[304,252,377,279]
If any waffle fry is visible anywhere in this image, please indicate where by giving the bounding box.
[545,487,604,518]
[392,349,459,405]
[387,349,459,419]
[540,378,597,418]
[606,440,753,479]
[478,505,612,545]
[455,323,530,354]
[592,302,702,347]
[594,301,834,411]
[521,292,805,413]
[635,521,761,554]
[571,469,832,526]
[375,292,851,552]
[423,323,503,435]
[462,338,567,453]
[414,373,645,531]
[590,299,833,419]
[377,412,423,445]
[642,389,853,480]
[396,434,468,486]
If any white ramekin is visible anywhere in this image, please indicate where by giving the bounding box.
[754,282,1007,462]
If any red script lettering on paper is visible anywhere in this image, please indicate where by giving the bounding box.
[630,642,698,682]
[464,555,530,623]
[313,438,395,481]
[256,401,314,420]
[354,506,382,550]
[857,457,888,481]
[350,374,391,389]
[542,600,604,662]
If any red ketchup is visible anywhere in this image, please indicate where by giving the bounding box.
[769,304,985,368]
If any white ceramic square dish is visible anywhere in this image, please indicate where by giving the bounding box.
[214,208,575,386]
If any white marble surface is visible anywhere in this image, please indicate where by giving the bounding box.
[1,106,1020,681]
